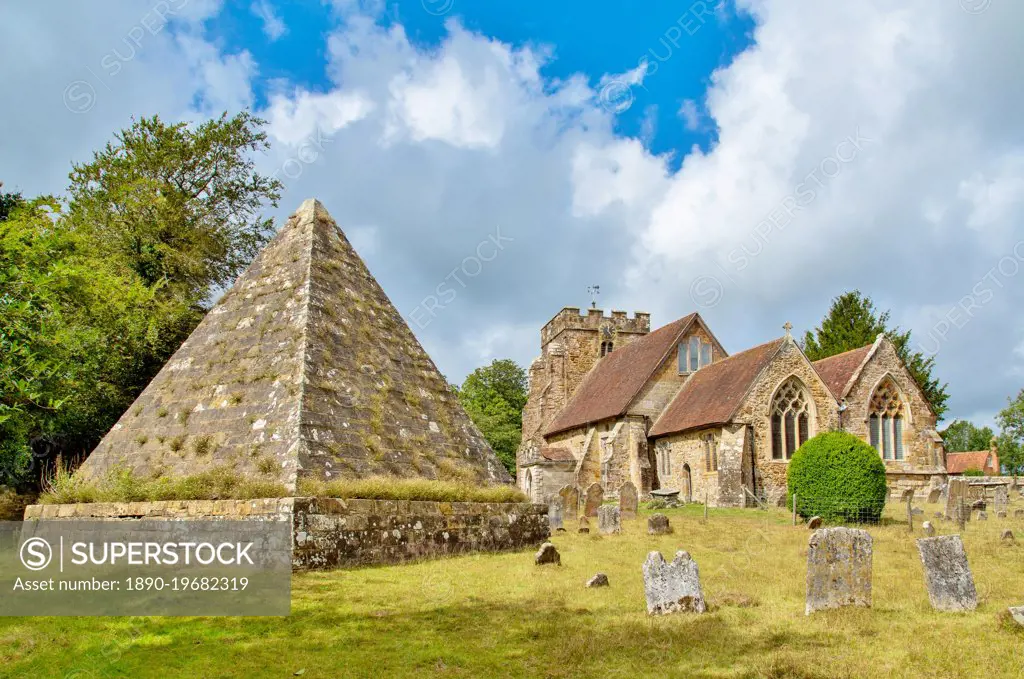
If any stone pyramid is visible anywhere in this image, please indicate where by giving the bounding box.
[78,199,511,491]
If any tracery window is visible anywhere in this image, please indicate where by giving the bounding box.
[771,378,812,460]
[678,336,713,373]
[868,379,904,460]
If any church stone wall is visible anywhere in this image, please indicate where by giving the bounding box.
[732,340,840,505]
[652,427,725,506]
[842,339,945,496]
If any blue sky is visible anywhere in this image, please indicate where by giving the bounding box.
[2,0,1023,428]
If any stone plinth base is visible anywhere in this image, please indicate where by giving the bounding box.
[23,498,550,570]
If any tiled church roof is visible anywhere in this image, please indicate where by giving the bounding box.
[946,451,998,474]
[649,338,786,438]
[811,344,873,399]
[544,314,697,436]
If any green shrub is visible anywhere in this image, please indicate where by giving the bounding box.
[962,469,985,477]
[786,431,887,523]
[297,476,527,503]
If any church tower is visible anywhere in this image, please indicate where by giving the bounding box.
[517,307,650,472]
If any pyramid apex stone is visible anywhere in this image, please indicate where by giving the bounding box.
[79,197,512,492]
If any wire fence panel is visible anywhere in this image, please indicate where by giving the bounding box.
[793,494,888,525]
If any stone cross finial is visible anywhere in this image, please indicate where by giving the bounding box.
[783,321,793,337]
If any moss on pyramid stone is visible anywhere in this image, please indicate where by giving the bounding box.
[77,199,511,492]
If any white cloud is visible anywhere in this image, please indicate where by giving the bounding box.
[251,0,287,41]
[264,88,375,145]
[678,99,701,131]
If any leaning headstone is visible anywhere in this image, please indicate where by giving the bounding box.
[1009,606,1024,627]
[807,516,823,530]
[642,550,707,615]
[578,516,590,534]
[805,527,873,615]
[618,481,639,520]
[927,488,941,504]
[548,496,564,531]
[977,511,988,521]
[535,542,561,566]
[922,521,936,537]
[583,483,604,518]
[1001,529,1015,542]
[586,573,609,588]
[598,505,621,535]
[916,535,977,612]
[648,513,672,535]
[946,478,969,524]
[994,485,1009,514]
[559,485,580,522]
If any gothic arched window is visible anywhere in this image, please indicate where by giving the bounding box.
[869,379,904,460]
[771,378,812,460]
[600,340,614,357]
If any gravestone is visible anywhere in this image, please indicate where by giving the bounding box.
[977,511,988,521]
[994,485,1009,514]
[922,521,936,537]
[583,483,604,518]
[586,573,609,588]
[927,488,942,504]
[1009,606,1024,627]
[648,513,672,535]
[598,505,621,535]
[559,485,580,522]
[946,478,969,524]
[805,527,873,615]
[971,499,987,511]
[807,516,823,530]
[535,542,561,566]
[578,516,590,534]
[1001,529,1015,542]
[618,481,638,520]
[642,550,707,615]
[548,496,564,531]
[916,535,977,612]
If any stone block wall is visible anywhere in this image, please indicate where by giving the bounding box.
[24,498,549,570]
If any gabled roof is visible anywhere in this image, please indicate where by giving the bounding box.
[946,451,997,474]
[544,314,698,436]
[650,338,787,438]
[811,343,874,399]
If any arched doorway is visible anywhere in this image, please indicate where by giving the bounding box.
[681,463,692,503]
[523,469,533,501]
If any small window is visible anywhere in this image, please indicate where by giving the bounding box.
[882,415,893,460]
[689,336,700,372]
[893,416,904,460]
[700,342,712,367]
[785,411,796,457]
[600,340,614,357]
[771,414,783,460]
[678,343,687,373]
[869,415,880,450]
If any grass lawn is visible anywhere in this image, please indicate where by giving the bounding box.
[2,501,1023,678]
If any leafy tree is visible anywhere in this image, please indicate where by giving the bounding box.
[803,290,949,418]
[940,419,994,453]
[997,389,1024,477]
[455,359,528,476]
[0,182,23,221]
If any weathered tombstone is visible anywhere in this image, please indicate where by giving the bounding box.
[548,496,564,531]
[807,516,823,530]
[598,505,621,535]
[583,483,603,518]
[1009,606,1024,627]
[911,507,923,516]
[586,573,609,588]
[922,521,936,537]
[946,478,969,525]
[618,481,638,520]
[977,511,988,521]
[971,499,987,511]
[805,527,873,615]
[916,535,977,612]
[900,488,915,502]
[648,513,672,535]
[997,511,1007,519]
[1001,529,1015,542]
[559,485,580,522]
[994,485,1009,514]
[927,488,942,504]
[642,550,707,615]
[578,516,590,534]
[534,542,560,566]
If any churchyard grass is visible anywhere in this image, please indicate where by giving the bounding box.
[2,499,1023,678]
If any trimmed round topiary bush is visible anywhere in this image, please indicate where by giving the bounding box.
[786,431,887,524]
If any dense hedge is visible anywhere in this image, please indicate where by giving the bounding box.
[786,431,888,523]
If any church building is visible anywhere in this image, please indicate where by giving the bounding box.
[517,307,947,507]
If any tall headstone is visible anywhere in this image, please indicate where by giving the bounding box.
[618,481,638,520]
[75,199,510,490]
[598,505,621,534]
[916,535,977,612]
[559,485,580,522]
[946,478,969,525]
[994,485,1009,515]
[805,527,873,615]
[642,550,707,615]
[584,483,604,518]
[548,496,564,531]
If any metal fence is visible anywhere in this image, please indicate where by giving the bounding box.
[790,492,888,525]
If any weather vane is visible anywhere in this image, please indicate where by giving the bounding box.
[587,285,601,309]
